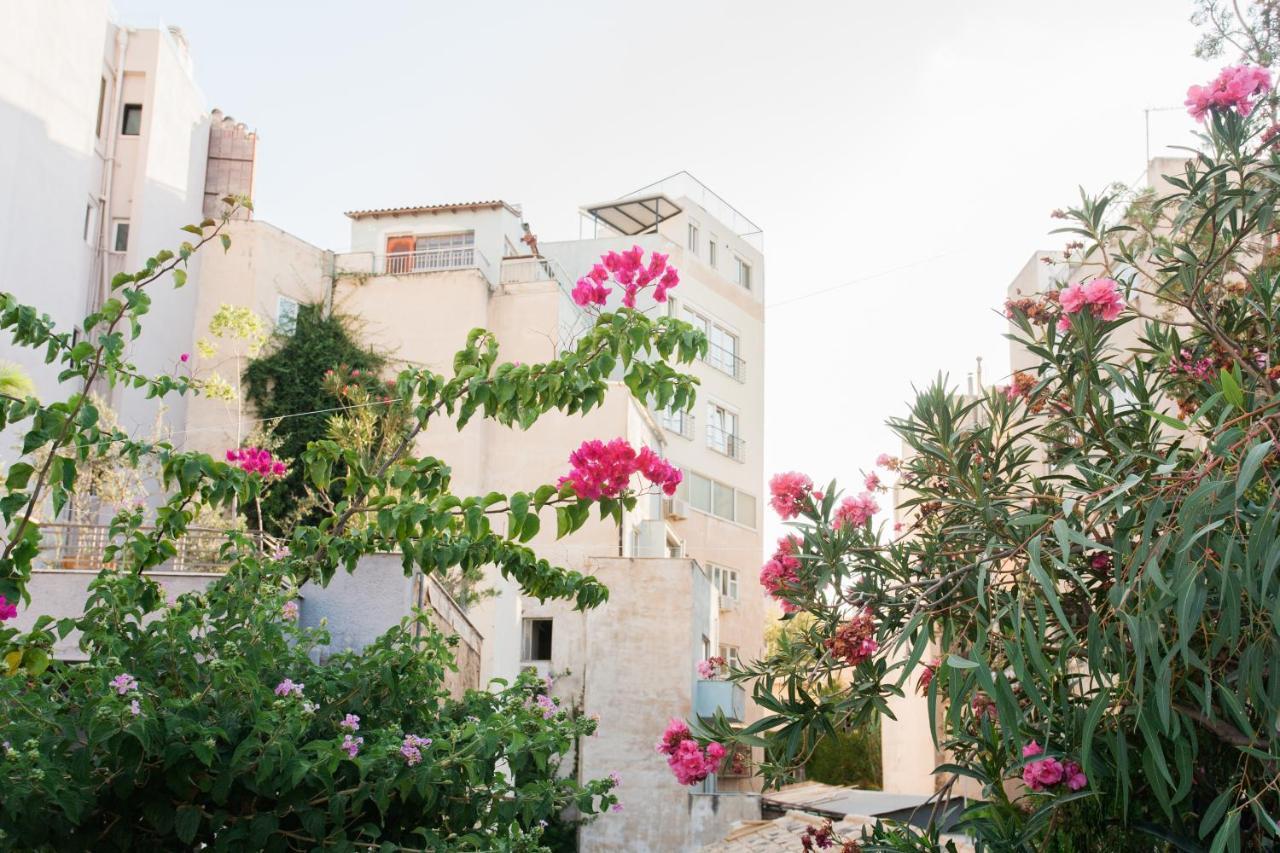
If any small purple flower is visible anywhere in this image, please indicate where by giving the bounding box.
[609,771,621,787]
[274,678,304,698]
[129,699,141,717]
[340,713,360,732]
[281,601,299,621]
[612,803,623,813]
[111,673,138,695]
[535,694,557,719]
[341,734,363,758]
[400,734,432,765]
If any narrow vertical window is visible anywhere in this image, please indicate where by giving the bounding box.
[112,220,130,252]
[95,77,108,138]
[276,297,300,335]
[121,103,142,136]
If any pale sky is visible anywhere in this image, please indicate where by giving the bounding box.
[117,0,1217,552]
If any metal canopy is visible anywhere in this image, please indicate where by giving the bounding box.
[582,193,682,236]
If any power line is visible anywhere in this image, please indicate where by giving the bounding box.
[764,249,971,309]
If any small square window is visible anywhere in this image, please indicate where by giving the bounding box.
[112,220,129,252]
[522,618,553,661]
[121,103,143,136]
[736,257,752,290]
[277,296,300,335]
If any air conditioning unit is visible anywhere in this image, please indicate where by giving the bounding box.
[663,498,689,520]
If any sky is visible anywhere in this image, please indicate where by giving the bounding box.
[116,0,1218,551]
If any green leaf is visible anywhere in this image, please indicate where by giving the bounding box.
[1145,409,1187,431]
[174,805,201,844]
[1219,367,1243,409]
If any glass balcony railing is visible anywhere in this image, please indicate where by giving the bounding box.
[694,679,746,722]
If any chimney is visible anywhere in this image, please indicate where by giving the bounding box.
[203,107,257,220]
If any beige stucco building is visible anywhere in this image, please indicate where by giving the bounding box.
[178,176,768,850]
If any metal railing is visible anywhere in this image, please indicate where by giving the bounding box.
[382,247,478,275]
[706,424,746,462]
[662,409,695,439]
[705,343,746,382]
[500,256,558,284]
[36,523,257,573]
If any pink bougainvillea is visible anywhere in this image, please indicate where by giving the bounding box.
[226,447,287,478]
[1057,278,1125,332]
[760,535,802,613]
[0,595,16,622]
[558,439,681,500]
[1185,65,1272,121]
[572,247,680,308]
[768,471,813,519]
[655,718,725,786]
[834,492,879,529]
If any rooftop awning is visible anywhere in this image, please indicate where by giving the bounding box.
[581,193,682,236]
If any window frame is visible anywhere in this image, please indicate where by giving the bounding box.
[276,296,300,335]
[687,220,700,254]
[708,236,718,268]
[735,256,752,290]
[111,219,129,252]
[711,564,740,601]
[521,617,554,662]
[675,468,756,528]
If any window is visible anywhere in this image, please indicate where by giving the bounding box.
[719,644,740,670]
[687,220,700,254]
[121,103,142,136]
[684,305,743,381]
[708,237,717,268]
[712,565,739,602]
[735,257,752,290]
[522,618,553,661]
[95,77,108,139]
[662,407,694,439]
[707,402,743,461]
[277,296,300,335]
[701,635,711,661]
[112,220,129,252]
[677,469,756,528]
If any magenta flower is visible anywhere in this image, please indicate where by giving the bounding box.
[1063,760,1088,791]
[341,734,363,758]
[179,352,190,363]
[340,713,360,732]
[768,471,813,520]
[760,535,802,613]
[110,673,138,695]
[1020,741,1065,791]
[274,678,304,698]
[864,472,881,491]
[1058,278,1124,332]
[572,247,680,308]
[0,595,16,622]
[226,447,288,478]
[656,719,726,785]
[558,439,680,500]
[1186,65,1272,121]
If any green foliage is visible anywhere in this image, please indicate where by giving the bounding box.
[804,719,882,790]
[242,305,385,533]
[702,24,1280,853]
[0,196,706,847]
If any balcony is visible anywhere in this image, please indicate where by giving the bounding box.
[36,523,256,573]
[695,678,746,722]
[381,247,487,276]
[705,343,746,383]
[706,424,746,462]
[662,409,695,440]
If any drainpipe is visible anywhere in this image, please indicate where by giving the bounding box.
[96,26,128,318]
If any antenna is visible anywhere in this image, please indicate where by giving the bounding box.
[975,356,984,391]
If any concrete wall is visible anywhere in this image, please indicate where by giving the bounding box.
[298,554,482,699]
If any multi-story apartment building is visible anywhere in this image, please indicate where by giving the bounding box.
[0,0,255,440]
[178,176,767,850]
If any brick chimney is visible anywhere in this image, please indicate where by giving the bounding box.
[203,108,256,220]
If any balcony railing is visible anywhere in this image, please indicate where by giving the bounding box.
[662,410,695,439]
[705,344,746,382]
[36,523,259,573]
[695,679,746,722]
[706,424,746,462]
[382,247,479,276]
[500,256,559,284]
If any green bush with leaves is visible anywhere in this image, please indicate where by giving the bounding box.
[0,199,706,849]
[697,21,1280,853]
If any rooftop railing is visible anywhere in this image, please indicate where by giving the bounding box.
[36,523,259,573]
[382,247,484,276]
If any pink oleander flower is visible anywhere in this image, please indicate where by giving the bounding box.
[1089,552,1113,571]
[1058,278,1124,331]
[340,713,360,732]
[274,678,304,698]
[281,601,299,621]
[1186,65,1272,121]
[1021,741,1066,791]
[400,733,432,765]
[825,608,878,667]
[916,657,941,694]
[769,471,813,519]
[573,247,680,308]
[696,656,726,680]
[111,673,138,695]
[129,699,141,717]
[1063,760,1088,791]
[558,439,681,499]
[760,535,803,613]
[656,718,725,785]
[864,472,881,492]
[893,521,904,534]
[341,734,363,758]
[0,595,16,622]
[875,453,900,470]
[834,493,879,529]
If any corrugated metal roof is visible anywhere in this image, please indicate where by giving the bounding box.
[344,200,519,219]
